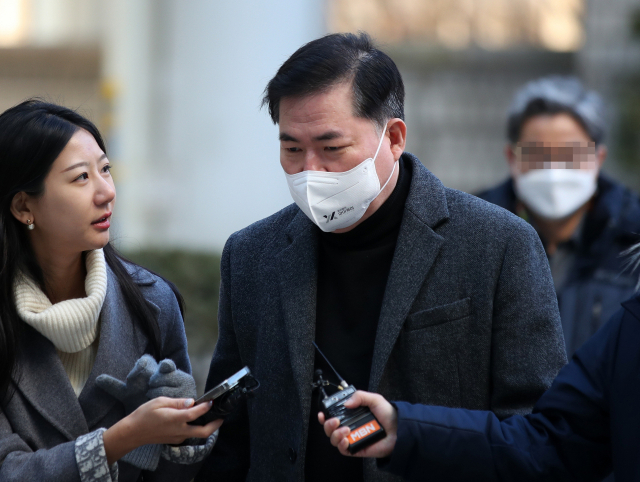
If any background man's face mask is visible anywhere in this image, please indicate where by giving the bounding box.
[513,144,598,220]
[285,127,396,232]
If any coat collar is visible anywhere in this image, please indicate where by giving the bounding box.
[12,261,159,440]
[400,153,449,230]
[482,175,640,254]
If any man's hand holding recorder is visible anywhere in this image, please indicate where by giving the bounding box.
[319,391,398,458]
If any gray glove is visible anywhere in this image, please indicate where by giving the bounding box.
[147,359,197,400]
[97,355,198,472]
[96,354,158,414]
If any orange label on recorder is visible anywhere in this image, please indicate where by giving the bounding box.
[348,420,382,444]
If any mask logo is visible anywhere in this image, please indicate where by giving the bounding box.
[324,212,336,223]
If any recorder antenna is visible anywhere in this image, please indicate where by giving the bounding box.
[313,342,349,389]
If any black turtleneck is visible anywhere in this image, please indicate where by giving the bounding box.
[304,157,412,481]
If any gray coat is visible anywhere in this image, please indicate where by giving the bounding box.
[0,263,199,482]
[200,154,567,481]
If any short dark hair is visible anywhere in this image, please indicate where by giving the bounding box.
[506,76,606,145]
[262,32,404,128]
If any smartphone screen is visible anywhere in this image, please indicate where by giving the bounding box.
[195,366,251,404]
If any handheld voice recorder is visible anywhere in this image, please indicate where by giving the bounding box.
[312,342,386,454]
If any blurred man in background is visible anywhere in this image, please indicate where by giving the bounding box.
[477,76,640,357]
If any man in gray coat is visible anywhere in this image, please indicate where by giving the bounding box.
[197,32,566,482]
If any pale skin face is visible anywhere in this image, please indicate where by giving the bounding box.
[505,112,606,176]
[11,128,115,301]
[279,81,407,233]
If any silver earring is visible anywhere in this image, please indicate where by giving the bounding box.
[27,220,34,230]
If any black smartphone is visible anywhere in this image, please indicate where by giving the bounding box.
[190,366,259,425]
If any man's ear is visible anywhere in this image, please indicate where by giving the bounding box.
[596,144,607,170]
[505,144,519,178]
[10,192,34,225]
[387,118,407,161]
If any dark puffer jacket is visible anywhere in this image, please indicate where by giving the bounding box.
[380,293,640,482]
[477,175,640,356]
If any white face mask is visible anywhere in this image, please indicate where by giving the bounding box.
[284,127,397,232]
[514,168,597,220]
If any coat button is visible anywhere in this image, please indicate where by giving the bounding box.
[288,447,297,464]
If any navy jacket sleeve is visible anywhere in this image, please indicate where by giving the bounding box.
[379,304,632,482]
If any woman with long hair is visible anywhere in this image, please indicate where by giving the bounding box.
[0,99,220,481]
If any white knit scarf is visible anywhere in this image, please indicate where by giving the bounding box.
[13,249,108,395]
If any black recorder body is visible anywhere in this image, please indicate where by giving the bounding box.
[313,342,386,454]
[190,366,259,426]
[319,381,386,454]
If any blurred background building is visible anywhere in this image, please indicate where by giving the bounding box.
[2,0,639,389]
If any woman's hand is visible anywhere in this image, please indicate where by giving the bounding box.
[318,390,398,458]
[103,397,222,464]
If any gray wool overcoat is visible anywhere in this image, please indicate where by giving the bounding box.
[0,263,200,482]
[198,154,568,482]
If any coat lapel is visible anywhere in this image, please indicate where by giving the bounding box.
[78,264,157,428]
[13,325,88,441]
[274,211,319,422]
[369,155,449,392]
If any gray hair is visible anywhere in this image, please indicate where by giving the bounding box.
[506,76,606,145]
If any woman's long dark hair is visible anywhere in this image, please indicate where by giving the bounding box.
[0,99,184,400]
